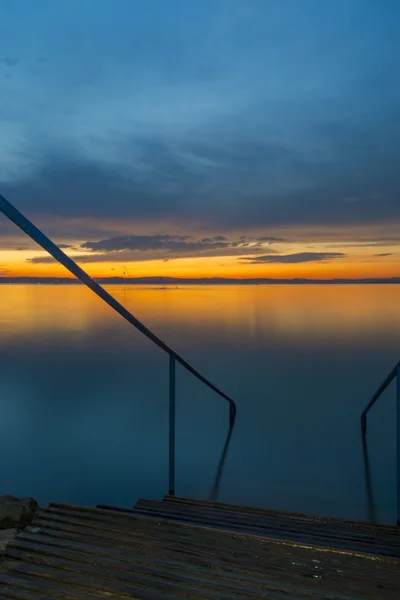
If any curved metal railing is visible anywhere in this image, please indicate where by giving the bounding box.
[361,361,399,435]
[0,193,237,498]
[360,360,400,525]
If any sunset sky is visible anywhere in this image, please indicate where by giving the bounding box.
[0,0,399,280]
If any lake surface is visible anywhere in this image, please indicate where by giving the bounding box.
[0,284,399,524]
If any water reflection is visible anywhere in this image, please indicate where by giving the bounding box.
[361,432,377,523]
[1,284,399,342]
[0,284,399,522]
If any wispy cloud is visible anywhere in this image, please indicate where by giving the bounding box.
[242,252,345,264]
[9,242,72,251]
[0,56,20,67]
[27,233,285,264]
[80,234,284,253]
[374,252,393,257]
[328,238,400,248]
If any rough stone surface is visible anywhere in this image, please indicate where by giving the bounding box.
[0,528,18,556]
[0,495,40,529]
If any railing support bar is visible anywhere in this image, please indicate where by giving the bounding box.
[169,355,176,496]
[397,365,400,526]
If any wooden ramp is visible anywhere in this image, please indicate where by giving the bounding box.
[1,497,399,599]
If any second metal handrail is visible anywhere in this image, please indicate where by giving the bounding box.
[0,193,237,498]
[360,361,400,525]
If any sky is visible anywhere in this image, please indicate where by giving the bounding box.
[0,0,399,279]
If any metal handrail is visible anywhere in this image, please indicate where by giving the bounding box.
[0,193,237,497]
[360,361,400,526]
[361,361,400,435]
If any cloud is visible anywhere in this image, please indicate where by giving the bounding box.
[374,252,393,257]
[1,0,400,242]
[242,252,345,264]
[329,238,400,248]
[80,233,284,253]
[2,115,399,236]
[11,243,71,251]
[82,234,192,252]
[27,233,284,264]
[0,267,8,275]
[0,56,20,67]
[256,236,286,243]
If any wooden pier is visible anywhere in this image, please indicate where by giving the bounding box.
[1,495,399,598]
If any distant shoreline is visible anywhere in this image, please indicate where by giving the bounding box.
[1,276,399,285]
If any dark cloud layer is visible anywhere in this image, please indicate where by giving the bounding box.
[82,234,216,253]
[81,233,284,253]
[28,233,284,264]
[2,112,399,236]
[1,0,400,245]
[242,252,345,264]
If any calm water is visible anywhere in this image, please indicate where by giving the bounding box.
[0,284,399,523]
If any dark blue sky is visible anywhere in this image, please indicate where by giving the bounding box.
[0,0,399,271]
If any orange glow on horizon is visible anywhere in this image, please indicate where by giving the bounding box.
[0,248,398,280]
[0,224,398,282]
[0,216,398,280]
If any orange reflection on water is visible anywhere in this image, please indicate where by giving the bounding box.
[0,285,97,336]
[1,284,398,346]
[117,284,400,341]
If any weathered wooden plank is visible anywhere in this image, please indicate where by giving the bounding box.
[67,498,400,541]
[48,503,400,553]
[160,496,397,534]
[0,571,109,599]
[131,501,400,557]
[3,560,265,600]
[54,499,391,541]
[16,526,400,591]
[2,498,399,600]
[163,495,397,531]
[137,499,400,543]
[4,550,396,600]
[5,545,311,599]
[27,512,400,579]
[137,498,375,535]
[142,499,400,547]
[53,499,400,557]
[9,528,399,592]
[0,586,59,600]
[4,555,398,600]
[9,534,398,589]
[5,536,400,598]
[44,502,400,557]
[16,526,400,574]
[28,517,400,589]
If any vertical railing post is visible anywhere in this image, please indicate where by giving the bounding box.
[169,354,176,496]
[397,364,400,526]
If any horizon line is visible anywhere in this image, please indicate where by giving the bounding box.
[1,275,399,285]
